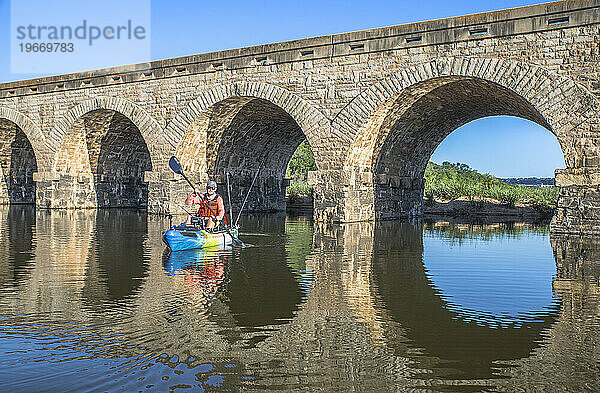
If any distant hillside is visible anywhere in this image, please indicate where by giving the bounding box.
[500,177,555,187]
[424,161,558,208]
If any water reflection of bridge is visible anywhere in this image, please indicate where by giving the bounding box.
[0,207,599,390]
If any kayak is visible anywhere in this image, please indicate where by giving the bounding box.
[162,247,230,306]
[163,247,227,275]
[163,224,239,251]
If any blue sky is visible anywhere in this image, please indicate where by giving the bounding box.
[0,0,565,177]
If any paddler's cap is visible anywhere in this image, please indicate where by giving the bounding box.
[207,181,217,190]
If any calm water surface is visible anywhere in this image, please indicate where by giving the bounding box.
[0,206,599,392]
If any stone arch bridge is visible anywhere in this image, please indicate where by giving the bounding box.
[0,0,599,234]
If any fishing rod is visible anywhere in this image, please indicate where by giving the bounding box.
[168,156,243,247]
[226,172,233,227]
[234,169,260,227]
[175,202,194,216]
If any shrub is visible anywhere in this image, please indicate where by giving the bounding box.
[287,181,313,198]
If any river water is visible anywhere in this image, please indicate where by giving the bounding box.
[0,206,598,392]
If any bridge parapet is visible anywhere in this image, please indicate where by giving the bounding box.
[0,0,599,100]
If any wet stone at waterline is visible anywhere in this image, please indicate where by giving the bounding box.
[0,206,599,391]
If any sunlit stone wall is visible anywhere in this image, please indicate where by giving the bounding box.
[0,0,598,233]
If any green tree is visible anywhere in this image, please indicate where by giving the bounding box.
[286,140,317,181]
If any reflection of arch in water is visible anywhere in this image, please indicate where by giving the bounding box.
[424,221,558,325]
[82,209,150,307]
[158,214,314,347]
[283,216,315,294]
[222,215,306,329]
[372,222,560,379]
[0,205,36,287]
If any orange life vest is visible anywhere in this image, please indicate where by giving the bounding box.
[198,193,227,225]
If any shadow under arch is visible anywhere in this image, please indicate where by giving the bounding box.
[164,83,330,164]
[216,215,308,332]
[371,222,560,379]
[172,96,319,213]
[0,118,38,204]
[48,96,163,157]
[53,109,152,209]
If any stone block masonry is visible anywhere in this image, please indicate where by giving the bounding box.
[0,0,599,234]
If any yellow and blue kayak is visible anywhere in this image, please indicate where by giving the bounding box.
[163,224,239,251]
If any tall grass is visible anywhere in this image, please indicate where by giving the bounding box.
[424,161,559,208]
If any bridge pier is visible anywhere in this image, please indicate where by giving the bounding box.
[34,170,151,210]
[309,170,350,222]
[551,168,600,235]
[33,171,95,209]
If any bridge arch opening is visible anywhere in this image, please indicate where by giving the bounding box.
[347,76,566,220]
[0,119,38,205]
[174,97,315,213]
[54,109,152,209]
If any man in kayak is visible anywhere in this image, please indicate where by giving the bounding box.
[185,180,227,230]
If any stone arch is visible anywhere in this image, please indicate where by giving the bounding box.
[163,82,331,169]
[0,109,42,205]
[339,58,600,221]
[338,58,599,154]
[52,103,154,209]
[49,96,162,156]
[167,84,330,213]
[0,107,46,162]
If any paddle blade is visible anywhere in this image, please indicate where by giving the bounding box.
[169,156,183,175]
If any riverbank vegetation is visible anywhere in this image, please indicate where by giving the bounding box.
[285,141,559,213]
[424,161,559,210]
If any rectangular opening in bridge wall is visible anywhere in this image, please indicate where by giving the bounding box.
[349,43,364,51]
[548,16,569,25]
[300,50,314,56]
[406,36,422,43]
[469,27,488,36]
